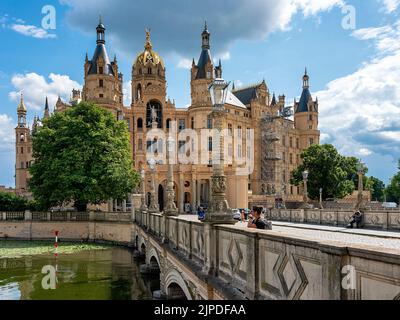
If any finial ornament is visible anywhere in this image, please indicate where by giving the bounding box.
[145,28,152,50]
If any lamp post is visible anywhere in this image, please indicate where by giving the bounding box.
[301,170,311,209]
[319,187,323,209]
[148,158,159,213]
[356,160,365,210]
[204,78,235,223]
[140,168,147,211]
[165,136,178,216]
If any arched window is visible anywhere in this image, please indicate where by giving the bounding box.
[166,118,171,129]
[148,67,152,74]
[208,137,212,151]
[137,118,143,130]
[136,84,142,101]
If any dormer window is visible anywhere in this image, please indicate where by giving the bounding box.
[99,67,103,74]
[99,79,103,87]
[148,67,152,74]
[206,71,211,79]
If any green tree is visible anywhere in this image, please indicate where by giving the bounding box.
[368,176,385,202]
[0,192,28,211]
[385,160,400,204]
[29,102,140,211]
[290,144,360,200]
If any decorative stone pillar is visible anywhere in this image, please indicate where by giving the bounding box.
[165,136,178,216]
[122,199,127,212]
[148,158,159,213]
[140,169,148,211]
[191,175,197,214]
[355,161,366,210]
[204,109,234,223]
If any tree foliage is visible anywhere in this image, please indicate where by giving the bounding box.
[29,102,139,211]
[368,176,385,202]
[290,144,362,200]
[385,160,400,204]
[0,192,28,211]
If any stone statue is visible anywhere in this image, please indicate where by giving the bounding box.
[150,105,157,123]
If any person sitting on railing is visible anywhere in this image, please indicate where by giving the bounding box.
[346,210,363,229]
[247,206,272,230]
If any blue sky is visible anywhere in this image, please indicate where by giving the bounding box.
[0,0,399,187]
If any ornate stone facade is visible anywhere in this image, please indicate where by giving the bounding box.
[15,20,320,211]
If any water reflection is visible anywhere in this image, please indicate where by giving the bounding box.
[0,246,159,300]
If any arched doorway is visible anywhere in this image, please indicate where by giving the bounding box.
[158,184,164,211]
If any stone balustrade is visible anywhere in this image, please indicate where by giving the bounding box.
[0,211,133,222]
[1,208,399,299]
[134,211,400,300]
[267,209,400,231]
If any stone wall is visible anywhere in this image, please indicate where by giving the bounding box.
[267,209,400,231]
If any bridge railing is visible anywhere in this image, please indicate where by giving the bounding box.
[0,211,133,222]
[134,210,400,300]
[267,209,400,231]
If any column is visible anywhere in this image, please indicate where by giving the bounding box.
[122,199,127,212]
[197,180,201,207]
[114,199,118,212]
[191,176,197,213]
[179,173,184,214]
[108,199,113,212]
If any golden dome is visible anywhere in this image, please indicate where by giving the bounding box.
[134,29,165,69]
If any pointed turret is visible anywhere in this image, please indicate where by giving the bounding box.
[43,97,50,119]
[271,93,277,106]
[202,20,210,50]
[17,92,27,128]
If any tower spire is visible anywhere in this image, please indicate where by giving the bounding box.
[96,15,105,45]
[201,21,210,50]
[303,67,309,89]
[43,96,50,119]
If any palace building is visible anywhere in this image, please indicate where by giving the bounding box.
[15,19,320,211]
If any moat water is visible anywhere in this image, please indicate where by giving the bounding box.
[0,241,159,300]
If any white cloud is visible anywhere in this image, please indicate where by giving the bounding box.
[316,21,400,161]
[10,24,57,39]
[9,73,82,112]
[177,58,192,69]
[0,114,15,152]
[380,0,400,13]
[123,80,132,106]
[1,15,56,39]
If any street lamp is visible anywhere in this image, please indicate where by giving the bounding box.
[204,77,235,223]
[147,158,159,213]
[165,136,177,216]
[301,169,310,208]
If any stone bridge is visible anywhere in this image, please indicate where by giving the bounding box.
[1,208,400,300]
